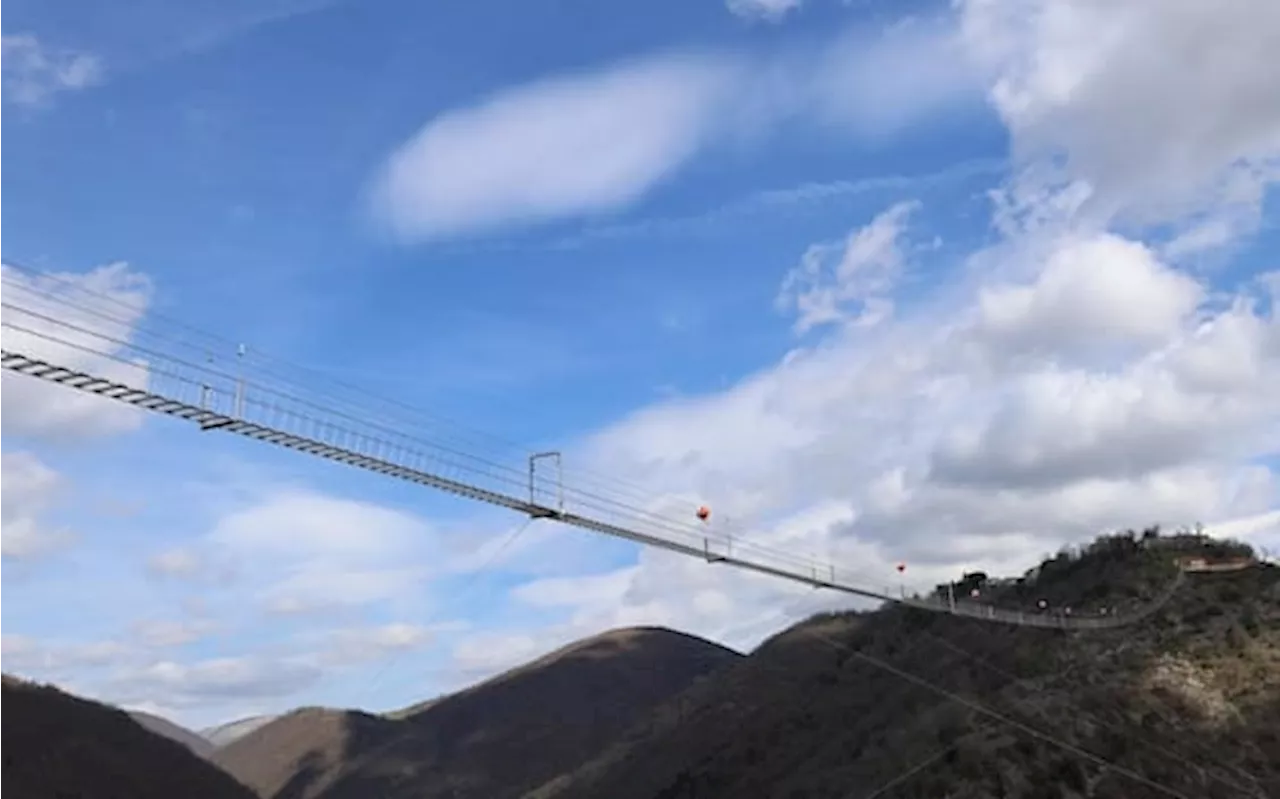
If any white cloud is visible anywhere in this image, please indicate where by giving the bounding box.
[210,490,424,561]
[805,16,982,140]
[322,622,438,666]
[205,490,437,615]
[1,35,103,106]
[480,230,1275,663]
[969,233,1204,362]
[9,0,1280,725]
[726,0,803,23]
[369,52,743,241]
[451,631,543,678]
[511,566,641,609]
[131,619,219,648]
[576,228,1278,540]
[145,547,204,579]
[1,262,153,441]
[777,200,919,334]
[1,634,133,675]
[519,16,1280,651]
[369,18,981,242]
[108,655,322,707]
[1,451,75,559]
[959,0,1280,230]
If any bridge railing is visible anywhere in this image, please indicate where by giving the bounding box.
[0,283,1197,632]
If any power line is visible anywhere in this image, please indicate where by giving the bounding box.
[349,518,539,709]
[803,627,1195,799]
[920,624,1266,797]
[856,724,999,799]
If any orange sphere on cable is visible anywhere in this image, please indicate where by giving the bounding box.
[696,505,711,522]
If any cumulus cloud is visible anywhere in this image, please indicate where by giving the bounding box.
[959,0,1280,231]
[777,200,919,334]
[1,35,102,107]
[572,223,1278,553]
[461,223,1277,671]
[1,262,153,440]
[968,233,1204,362]
[452,1,1280,665]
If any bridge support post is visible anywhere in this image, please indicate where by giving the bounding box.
[234,344,247,418]
[529,451,563,512]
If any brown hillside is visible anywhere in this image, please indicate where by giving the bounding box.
[530,532,1280,799]
[215,625,741,799]
[129,709,217,759]
[212,708,404,798]
[1,675,257,799]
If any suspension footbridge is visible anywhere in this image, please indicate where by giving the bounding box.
[0,264,1192,630]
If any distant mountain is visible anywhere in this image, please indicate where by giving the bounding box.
[0,675,256,799]
[203,714,280,748]
[213,626,742,799]
[128,709,216,759]
[212,707,405,798]
[530,531,1280,799]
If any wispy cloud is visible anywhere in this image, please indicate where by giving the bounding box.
[726,0,805,23]
[15,1,348,95]
[367,51,745,243]
[368,14,984,244]
[550,157,1003,250]
[1,35,103,107]
[167,0,344,58]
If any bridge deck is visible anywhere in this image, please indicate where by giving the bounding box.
[1,348,1193,631]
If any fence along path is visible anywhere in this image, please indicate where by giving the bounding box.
[0,336,1197,631]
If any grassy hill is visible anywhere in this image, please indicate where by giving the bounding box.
[1,675,257,799]
[528,530,1279,799]
[213,626,742,799]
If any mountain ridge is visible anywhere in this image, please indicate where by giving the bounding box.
[213,625,742,799]
[127,709,217,759]
[527,531,1280,799]
[0,675,258,799]
[5,530,1275,799]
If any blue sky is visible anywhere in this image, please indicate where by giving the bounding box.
[3,0,1279,730]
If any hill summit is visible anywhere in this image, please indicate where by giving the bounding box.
[0,675,256,799]
[213,625,742,798]
[532,529,1279,799]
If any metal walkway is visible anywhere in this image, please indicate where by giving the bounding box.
[0,347,1189,630]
